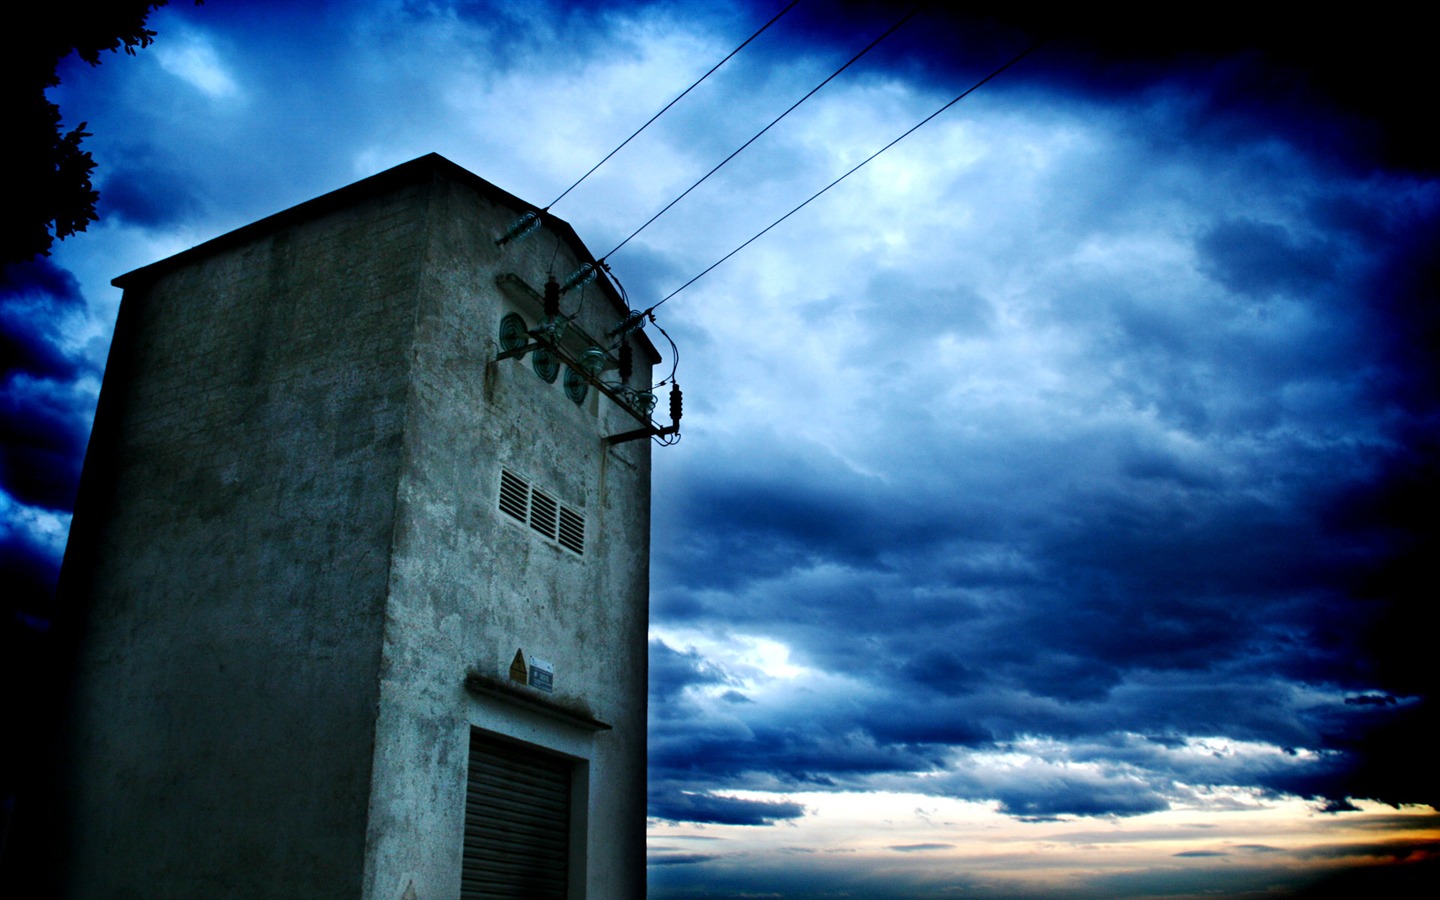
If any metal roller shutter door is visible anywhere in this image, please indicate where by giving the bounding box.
[461,731,572,899]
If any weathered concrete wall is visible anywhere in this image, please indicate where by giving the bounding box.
[55,157,652,899]
[57,183,430,898]
[361,172,651,899]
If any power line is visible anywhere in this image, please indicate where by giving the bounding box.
[599,5,922,262]
[647,39,1047,314]
[544,0,802,212]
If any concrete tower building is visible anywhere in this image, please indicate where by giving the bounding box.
[52,155,661,898]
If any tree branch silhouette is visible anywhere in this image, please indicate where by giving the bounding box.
[4,2,202,265]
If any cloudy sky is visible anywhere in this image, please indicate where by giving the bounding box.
[5,1,1438,896]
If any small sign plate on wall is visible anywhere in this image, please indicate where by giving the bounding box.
[528,657,554,693]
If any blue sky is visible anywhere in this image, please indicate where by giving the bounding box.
[4,1,1438,896]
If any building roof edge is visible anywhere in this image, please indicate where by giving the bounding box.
[110,154,661,363]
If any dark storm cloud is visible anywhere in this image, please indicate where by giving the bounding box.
[648,420,1435,809]
[1381,282,1440,412]
[1,261,86,381]
[653,433,1036,606]
[1264,696,1439,810]
[646,852,718,867]
[650,703,941,786]
[1197,218,1336,300]
[791,2,1434,174]
[664,472,895,584]
[654,453,904,596]
[992,778,1169,819]
[650,636,938,803]
[649,653,1294,816]
[1173,850,1227,857]
[0,387,89,512]
[651,638,739,703]
[649,557,1422,811]
[658,428,1376,682]
[97,149,205,228]
[0,261,96,511]
[1323,442,1440,693]
[0,259,91,648]
[646,94,1438,810]
[649,789,806,826]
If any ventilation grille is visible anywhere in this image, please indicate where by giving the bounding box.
[530,490,558,538]
[557,507,585,555]
[498,470,529,522]
[498,469,585,556]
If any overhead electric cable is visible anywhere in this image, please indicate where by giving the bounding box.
[647,39,1047,313]
[599,5,922,261]
[544,0,802,212]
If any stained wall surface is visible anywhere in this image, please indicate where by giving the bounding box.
[363,171,654,899]
[53,156,653,899]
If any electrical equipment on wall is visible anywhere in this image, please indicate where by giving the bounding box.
[494,212,683,447]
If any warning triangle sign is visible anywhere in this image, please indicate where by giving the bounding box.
[509,649,528,684]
